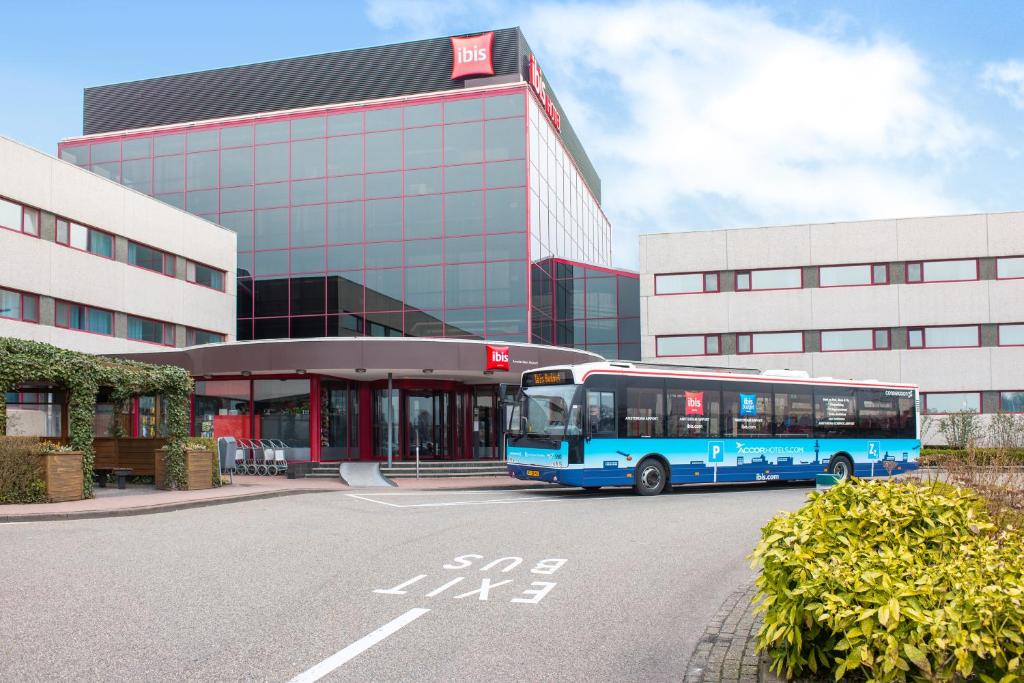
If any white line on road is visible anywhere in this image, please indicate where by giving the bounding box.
[286,607,430,683]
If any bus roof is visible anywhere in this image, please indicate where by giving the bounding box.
[524,361,918,390]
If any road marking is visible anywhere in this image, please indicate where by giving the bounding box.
[346,494,404,508]
[286,608,430,683]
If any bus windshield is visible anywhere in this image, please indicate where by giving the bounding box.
[519,384,582,439]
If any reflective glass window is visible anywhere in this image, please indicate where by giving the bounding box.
[486,261,526,306]
[486,232,526,261]
[122,159,152,193]
[444,122,483,164]
[1000,391,1024,412]
[327,135,363,175]
[924,325,979,348]
[444,98,482,123]
[751,332,803,353]
[255,121,289,144]
[254,208,289,249]
[446,263,485,308]
[404,126,442,168]
[154,134,184,156]
[0,199,20,231]
[586,276,617,317]
[485,118,525,161]
[997,256,1024,279]
[445,236,484,263]
[366,171,402,198]
[486,188,526,232]
[90,141,120,163]
[819,264,871,287]
[254,250,289,275]
[255,182,288,209]
[750,268,801,290]
[925,392,980,414]
[122,137,152,159]
[327,244,364,271]
[291,138,325,179]
[486,160,526,188]
[328,112,362,136]
[291,117,325,140]
[154,155,185,193]
[255,143,288,183]
[327,176,363,202]
[186,151,218,190]
[220,147,253,186]
[292,179,325,205]
[221,125,253,148]
[485,93,525,118]
[365,131,402,172]
[364,268,403,309]
[291,247,325,273]
[405,167,442,195]
[405,103,442,127]
[404,267,443,310]
[444,191,483,236]
[445,164,483,192]
[922,259,976,282]
[291,205,326,247]
[656,335,705,356]
[405,195,443,239]
[1000,324,1024,346]
[820,329,874,351]
[722,384,772,437]
[219,211,253,251]
[365,108,402,132]
[366,242,403,269]
[404,238,442,266]
[445,309,485,337]
[21,207,39,236]
[327,202,363,244]
[187,129,219,152]
[365,199,402,241]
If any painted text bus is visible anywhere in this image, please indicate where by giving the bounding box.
[506,362,919,494]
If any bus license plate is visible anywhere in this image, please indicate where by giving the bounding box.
[526,469,540,477]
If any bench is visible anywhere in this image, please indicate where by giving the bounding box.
[96,468,134,490]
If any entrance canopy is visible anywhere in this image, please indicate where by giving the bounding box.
[114,337,602,383]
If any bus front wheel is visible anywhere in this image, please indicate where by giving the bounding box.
[634,459,667,496]
[828,454,854,482]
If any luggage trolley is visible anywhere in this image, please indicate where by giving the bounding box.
[265,440,288,475]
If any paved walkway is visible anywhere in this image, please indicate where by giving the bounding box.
[684,584,763,682]
[0,474,546,522]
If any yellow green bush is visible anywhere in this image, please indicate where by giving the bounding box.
[751,480,1024,682]
[0,436,47,504]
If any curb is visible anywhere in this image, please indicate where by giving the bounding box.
[392,482,555,491]
[0,488,338,523]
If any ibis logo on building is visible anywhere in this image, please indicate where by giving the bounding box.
[485,345,510,371]
[450,32,495,80]
[528,53,561,132]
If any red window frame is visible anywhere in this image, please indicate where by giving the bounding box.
[0,288,39,323]
[736,330,805,355]
[817,262,889,288]
[127,314,176,347]
[997,323,1024,347]
[186,327,226,346]
[653,271,719,295]
[995,256,1024,280]
[654,333,721,357]
[905,258,979,284]
[922,391,982,415]
[818,327,891,352]
[908,324,981,350]
[0,196,41,238]
[734,267,803,292]
[54,300,115,336]
[186,260,227,292]
[54,218,116,260]
[998,391,1024,413]
[127,240,176,277]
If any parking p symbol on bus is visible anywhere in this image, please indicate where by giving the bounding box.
[708,441,724,463]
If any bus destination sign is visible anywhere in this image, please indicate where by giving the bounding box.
[523,370,573,387]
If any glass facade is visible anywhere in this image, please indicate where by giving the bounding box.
[60,83,623,355]
[530,258,640,360]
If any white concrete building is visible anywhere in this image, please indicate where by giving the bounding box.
[640,212,1024,428]
[0,135,236,355]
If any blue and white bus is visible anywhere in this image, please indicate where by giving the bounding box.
[506,362,920,495]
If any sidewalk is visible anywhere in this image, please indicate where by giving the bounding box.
[0,474,548,522]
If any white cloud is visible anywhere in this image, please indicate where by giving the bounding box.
[366,1,984,267]
[982,59,1024,109]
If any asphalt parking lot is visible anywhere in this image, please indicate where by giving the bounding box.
[0,483,811,682]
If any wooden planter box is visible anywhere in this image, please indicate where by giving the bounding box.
[39,451,84,502]
[155,449,214,491]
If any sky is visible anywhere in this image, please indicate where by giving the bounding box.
[2,0,1024,269]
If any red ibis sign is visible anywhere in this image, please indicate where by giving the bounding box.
[451,32,495,80]
[528,53,561,132]
[485,345,510,371]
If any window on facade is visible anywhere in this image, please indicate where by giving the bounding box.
[737,331,802,354]
[772,387,814,435]
[57,220,114,258]
[749,268,802,290]
[0,289,38,323]
[819,263,888,287]
[820,328,889,352]
[0,198,22,232]
[735,272,751,290]
[666,380,721,437]
[999,324,1024,346]
[924,325,979,348]
[722,384,772,437]
[128,242,173,275]
[187,261,225,290]
[127,316,175,346]
[924,392,980,414]
[655,272,718,294]
[906,259,977,283]
[55,301,113,335]
[1001,391,1024,413]
[997,256,1024,279]
[656,334,720,356]
[186,328,225,346]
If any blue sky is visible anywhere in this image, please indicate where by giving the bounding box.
[2,0,1024,268]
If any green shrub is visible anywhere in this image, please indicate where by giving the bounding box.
[920,447,1024,466]
[751,480,1024,682]
[0,436,47,504]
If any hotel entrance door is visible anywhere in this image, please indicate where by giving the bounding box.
[405,391,451,459]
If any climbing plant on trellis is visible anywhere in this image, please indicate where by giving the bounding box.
[0,337,193,497]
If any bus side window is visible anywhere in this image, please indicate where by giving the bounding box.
[587,391,617,437]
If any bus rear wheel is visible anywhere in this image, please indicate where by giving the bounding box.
[828,455,854,482]
[634,459,667,496]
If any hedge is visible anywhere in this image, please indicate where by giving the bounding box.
[0,436,47,504]
[920,447,1024,466]
[751,480,1024,682]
